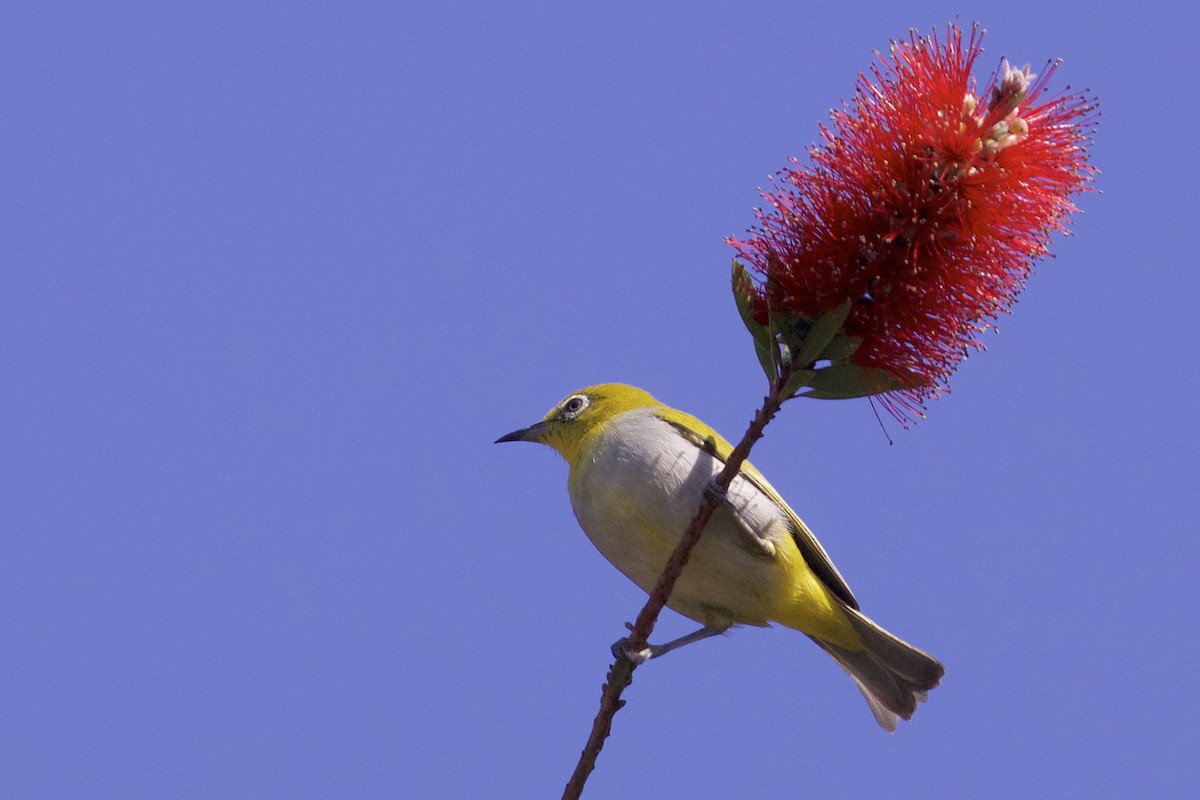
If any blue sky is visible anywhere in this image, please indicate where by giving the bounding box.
[3,2,1197,797]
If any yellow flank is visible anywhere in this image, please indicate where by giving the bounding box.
[770,543,862,650]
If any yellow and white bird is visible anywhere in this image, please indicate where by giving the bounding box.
[497,383,943,731]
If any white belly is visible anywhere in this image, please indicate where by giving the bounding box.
[566,408,797,627]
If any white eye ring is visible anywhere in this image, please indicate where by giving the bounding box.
[561,394,589,418]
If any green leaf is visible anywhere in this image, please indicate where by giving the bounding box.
[799,364,908,400]
[753,338,778,382]
[731,260,778,380]
[820,333,863,363]
[781,368,816,399]
[803,364,870,398]
[794,299,852,368]
[800,389,861,400]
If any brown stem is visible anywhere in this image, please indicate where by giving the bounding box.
[561,378,788,800]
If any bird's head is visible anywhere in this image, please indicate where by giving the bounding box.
[495,383,660,464]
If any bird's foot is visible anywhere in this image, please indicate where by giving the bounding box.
[610,636,655,665]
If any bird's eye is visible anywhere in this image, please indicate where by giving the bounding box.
[562,395,589,417]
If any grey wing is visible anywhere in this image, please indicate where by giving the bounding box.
[720,473,859,610]
[662,416,858,608]
[715,483,779,560]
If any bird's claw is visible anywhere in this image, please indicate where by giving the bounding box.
[611,637,653,665]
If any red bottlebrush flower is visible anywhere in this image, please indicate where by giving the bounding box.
[727,23,1097,422]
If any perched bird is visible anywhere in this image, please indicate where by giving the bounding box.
[497,383,943,731]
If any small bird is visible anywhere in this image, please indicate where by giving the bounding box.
[497,383,943,731]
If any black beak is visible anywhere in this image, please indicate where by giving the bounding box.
[495,420,550,444]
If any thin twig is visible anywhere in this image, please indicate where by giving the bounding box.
[561,378,788,800]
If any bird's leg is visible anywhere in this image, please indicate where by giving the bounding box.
[611,623,730,665]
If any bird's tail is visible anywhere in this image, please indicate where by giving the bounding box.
[810,606,944,732]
